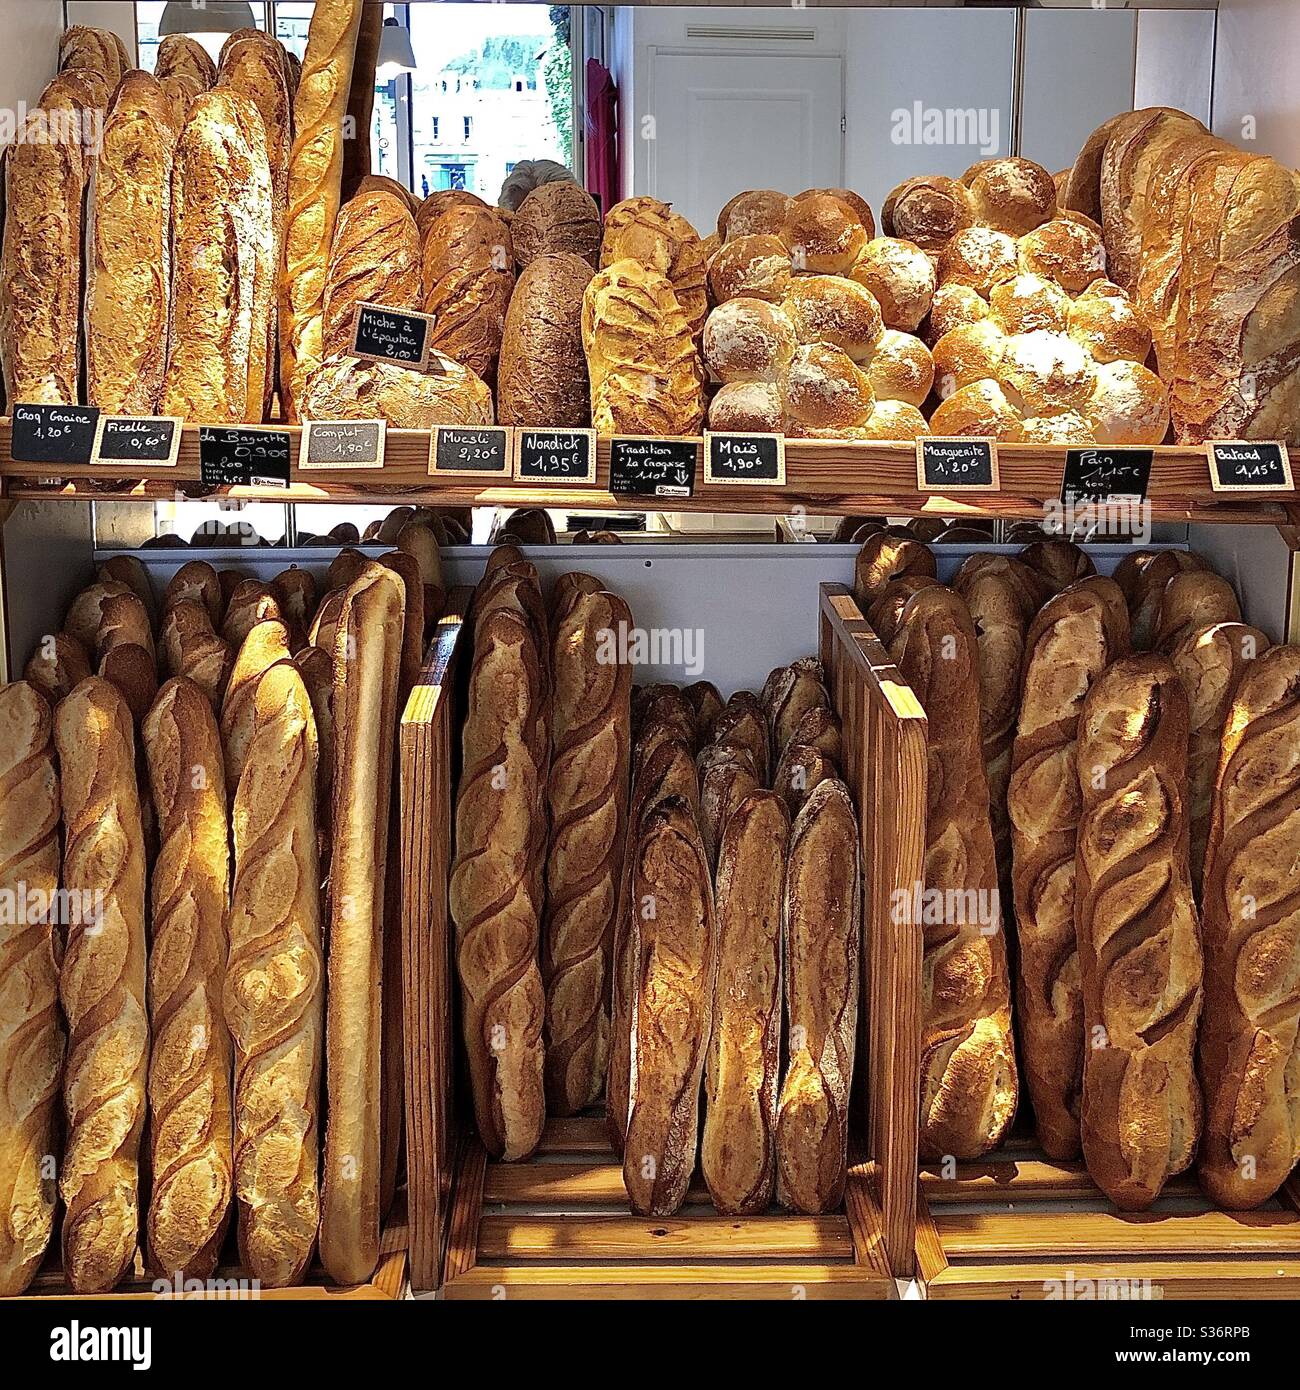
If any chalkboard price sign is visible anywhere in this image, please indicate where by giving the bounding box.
[916,436,999,491]
[300,419,386,470]
[704,432,785,486]
[514,428,597,484]
[430,425,511,476]
[198,426,292,489]
[609,436,697,497]
[1207,440,1293,492]
[11,403,100,465]
[91,415,182,467]
[1061,447,1154,504]
[350,301,434,371]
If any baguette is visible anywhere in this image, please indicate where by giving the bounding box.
[764,658,830,762]
[1008,577,1129,1159]
[889,586,1018,1160]
[776,779,860,1213]
[0,683,63,1296]
[142,678,233,1279]
[320,565,405,1285]
[697,744,758,867]
[56,678,148,1293]
[1154,571,1241,654]
[773,743,837,817]
[220,620,294,797]
[163,560,223,626]
[341,1,383,200]
[224,662,324,1286]
[1197,646,1300,1207]
[702,791,789,1214]
[98,556,158,634]
[684,681,725,743]
[710,701,770,786]
[543,589,633,1115]
[24,633,92,707]
[623,797,716,1215]
[223,583,291,657]
[1075,654,1203,1209]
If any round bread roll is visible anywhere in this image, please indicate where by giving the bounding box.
[925,282,990,345]
[858,399,930,441]
[1000,330,1096,415]
[938,227,1020,297]
[964,157,1057,236]
[718,189,791,240]
[929,379,1025,441]
[1020,411,1097,444]
[779,193,868,275]
[793,187,875,238]
[702,297,797,384]
[708,234,792,304]
[511,180,602,269]
[931,320,1008,400]
[882,175,973,253]
[780,343,875,435]
[849,237,935,332]
[1017,216,1106,295]
[1085,360,1170,445]
[782,276,884,362]
[988,273,1070,336]
[865,329,934,407]
[708,380,782,433]
[1067,281,1152,364]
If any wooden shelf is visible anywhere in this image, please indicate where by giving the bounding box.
[2,422,1294,523]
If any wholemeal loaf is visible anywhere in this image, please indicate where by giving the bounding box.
[322,190,422,360]
[421,203,515,382]
[512,180,602,268]
[59,25,128,87]
[498,253,593,427]
[155,34,218,90]
[302,352,494,427]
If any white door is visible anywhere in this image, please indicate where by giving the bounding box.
[643,51,845,235]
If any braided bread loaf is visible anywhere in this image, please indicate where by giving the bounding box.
[1075,654,1203,1209]
[142,678,232,1280]
[224,662,324,1286]
[0,683,63,1296]
[56,677,148,1293]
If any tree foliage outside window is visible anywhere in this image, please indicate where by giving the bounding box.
[544,6,573,170]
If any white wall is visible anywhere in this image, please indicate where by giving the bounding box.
[0,0,64,105]
[64,1,138,60]
[1134,6,1215,125]
[1212,0,1300,166]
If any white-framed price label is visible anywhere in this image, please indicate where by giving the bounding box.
[703,431,785,486]
[300,419,386,470]
[91,415,183,467]
[1207,440,1293,492]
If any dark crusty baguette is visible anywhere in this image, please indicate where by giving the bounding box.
[623,797,716,1216]
[1075,654,1203,1209]
[1197,645,1300,1208]
[1009,577,1129,1159]
[697,743,758,867]
[775,779,861,1213]
[702,791,789,1215]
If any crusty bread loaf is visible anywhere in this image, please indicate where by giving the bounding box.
[1153,571,1241,654]
[59,25,128,87]
[322,190,422,361]
[601,196,708,337]
[697,744,759,868]
[1197,645,1300,1207]
[421,203,516,382]
[889,587,1018,1160]
[854,533,935,605]
[56,678,148,1293]
[1123,549,1209,650]
[512,181,602,269]
[225,661,323,1287]
[25,632,92,707]
[156,34,218,90]
[302,351,494,428]
[623,797,716,1216]
[1009,578,1130,1159]
[162,90,275,422]
[498,253,594,427]
[0,683,62,1296]
[450,608,547,1161]
[320,564,404,1285]
[702,790,788,1214]
[280,0,366,419]
[711,700,771,786]
[415,187,487,239]
[1018,538,1096,596]
[142,678,232,1279]
[220,620,294,797]
[341,1,382,201]
[776,778,860,1212]
[223,581,290,653]
[163,560,223,626]
[685,681,724,743]
[1075,654,1203,1209]
[773,743,837,818]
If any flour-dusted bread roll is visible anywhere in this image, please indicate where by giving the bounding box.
[1017,216,1106,294]
[155,33,218,89]
[859,400,931,440]
[866,329,934,407]
[779,192,870,275]
[849,236,935,332]
[498,252,593,427]
[965,156,1057,237]
[703,297,796,384]
[931,320,1008,399]
[780,343,875,437]
[421,203,515,382]
[280,0,366,419]
[162,89,275,422]
[583,258,705,435]
[939,227,1020,298]
[929,379,1025,441]
[1075,655,1203,1210]
[0,684,63,1296]
[1001,330,1096,417]
[1068,280,1152,365]
[708,381,782,434]
[718,189,790,241]
[782,275,884,362]
[1087,359,1171,445]
[86,73,180,413]
[989,273,1070,337]
[925,282,990,345]
[1021,412,1096,444]
[601,196,708,338]
[56,678,148,1293]
[708,234,793,305]
[883,174,974,254]
[512,180,601,268]
[321,190,422,360]
[302,352,494,428]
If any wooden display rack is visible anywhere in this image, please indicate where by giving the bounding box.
[399,582,925,1298]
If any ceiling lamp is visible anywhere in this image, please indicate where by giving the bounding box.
[158,2,258,39]
[377,16,417,78]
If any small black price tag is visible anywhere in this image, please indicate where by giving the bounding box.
[300,419,386,470]
[609,436,697,498]
[916,436,999,491]
[703,432,785,486]
[1061,446,1153,504]
[91,415,182,467]
[350,301,435,371]
[1207,440,1293,493]
[514,428,597,484]
[11,402,100,465]
[430,425,511,477]
[198,425,292,489]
